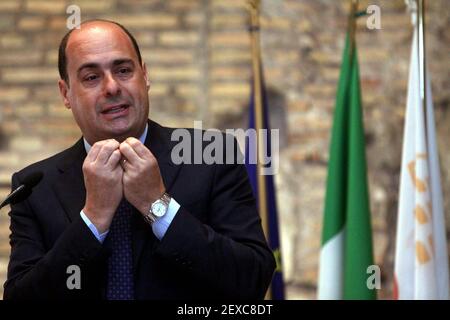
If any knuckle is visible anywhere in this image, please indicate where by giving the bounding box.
[93,140,106,148]
[129,138,140,147]
[111,149,120,158]
[82,161,92,171]
[105,139,116,148]
[110,139,120,148]
[119,142,128,151]
[104,145,117,153]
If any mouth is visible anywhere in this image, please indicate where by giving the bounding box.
[101,104,130,115]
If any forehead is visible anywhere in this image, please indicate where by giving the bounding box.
[65,23,138,69]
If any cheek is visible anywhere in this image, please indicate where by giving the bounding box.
[127,84,147,107]
[69,90,98,119]
[73,88,98,108]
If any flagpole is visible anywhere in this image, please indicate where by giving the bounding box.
[248,0,269,239]
[417,0,427,138]
[248,0,271,300]
[348,0,359,60]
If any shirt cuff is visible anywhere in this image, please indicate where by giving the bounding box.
[80,210,109,243]
[152,197,180,240]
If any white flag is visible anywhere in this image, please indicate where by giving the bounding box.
[394,11,449,300]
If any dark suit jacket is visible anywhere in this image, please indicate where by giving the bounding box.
[3,120,275,300]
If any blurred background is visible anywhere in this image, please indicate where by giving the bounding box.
[0,0,449,299]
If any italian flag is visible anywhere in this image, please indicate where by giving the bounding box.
[317,26,376,300]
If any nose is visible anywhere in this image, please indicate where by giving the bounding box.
[103,72,121,97]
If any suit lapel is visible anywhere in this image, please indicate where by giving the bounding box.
[144,120,181,191]
[53,138,87,223]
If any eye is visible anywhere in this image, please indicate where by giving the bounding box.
[117,67,132,75]
[84,74,98,82]
[115,66,133,78]
[119,68,130,74]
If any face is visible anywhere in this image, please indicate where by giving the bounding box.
[58,22,150,145]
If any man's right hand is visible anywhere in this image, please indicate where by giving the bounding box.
[82,139,123,233]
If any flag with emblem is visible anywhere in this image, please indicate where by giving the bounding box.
[393,10,449,300]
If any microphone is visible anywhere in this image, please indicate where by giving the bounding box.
[0,171,43,209]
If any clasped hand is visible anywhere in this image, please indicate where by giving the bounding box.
[82,138,166,233]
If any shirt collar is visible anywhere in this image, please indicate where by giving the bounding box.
[83,123,148,154]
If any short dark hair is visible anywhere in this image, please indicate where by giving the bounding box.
[58,19,143,84]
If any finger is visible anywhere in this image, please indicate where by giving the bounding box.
[124,137,151,159]
[96,139,120,164]
[119,141,140,165]
[107,149,122,168]
[85,140,107,162]
[120,157,130,171]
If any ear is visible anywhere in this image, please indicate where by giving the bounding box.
[58,79,71,109]
[142,62,150,90]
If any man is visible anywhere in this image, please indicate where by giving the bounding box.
[3,20,275,300]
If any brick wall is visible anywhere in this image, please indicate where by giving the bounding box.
[0,0,449,299]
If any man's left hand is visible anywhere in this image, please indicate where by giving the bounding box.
[119,137,166,215]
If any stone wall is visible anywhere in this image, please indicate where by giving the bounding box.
[0,0,449,299]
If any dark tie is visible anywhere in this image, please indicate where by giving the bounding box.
[106,199,135,300]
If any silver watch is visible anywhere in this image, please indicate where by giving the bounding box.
[143,192,171,224]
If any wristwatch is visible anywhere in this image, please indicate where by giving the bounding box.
[143,192,171,224]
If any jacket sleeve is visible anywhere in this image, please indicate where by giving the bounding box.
[3,173,107,300]
[154,155,276,299]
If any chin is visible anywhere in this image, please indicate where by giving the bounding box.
[99,126,132,141]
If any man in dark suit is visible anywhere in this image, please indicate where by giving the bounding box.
[3,20,275,300]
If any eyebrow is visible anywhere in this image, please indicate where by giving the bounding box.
[77,59,136,75]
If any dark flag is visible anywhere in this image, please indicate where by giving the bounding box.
[245,70,285,300]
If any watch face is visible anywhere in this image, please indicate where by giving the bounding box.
[152,201,167,217]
